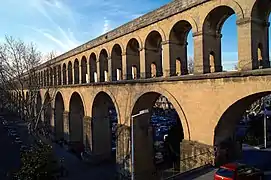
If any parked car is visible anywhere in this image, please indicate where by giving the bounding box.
[214,162,264,180]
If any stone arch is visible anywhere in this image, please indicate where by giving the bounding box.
[99,49,109,82]
[143,26,166,43]
[144,30,163,78]
[251,0,271,22]
[202,4,240,73]
[250,0,271,69]
[125,35,143,50]
[41,71,44,87]
[81,56,87,84]
[54,91,64,141]
[62,63,67,85]
[53,66,57,85]
[126,38,141,80]
[168,15,198,35]
[57,65,61,85]
[43,92,52,128]
[111,43,123,81]
[36,91,42,117]
[110,41,125,55]
[89,52,97,83]
[50,67,53,86]
[68,61,73,84]
[201,0,244,23]
[169,20,194,76]
[69,92,85,144]
[74,59,79,84]
[132,89,190,140]
[91,91,120,160]
[214,91,271,165]
[131,90,189,178]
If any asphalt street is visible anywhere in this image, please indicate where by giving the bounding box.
[179,146,271,180]
[0,114,30,179]
[0,113,117,180]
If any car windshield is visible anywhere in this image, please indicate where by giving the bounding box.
[216,168,235,178]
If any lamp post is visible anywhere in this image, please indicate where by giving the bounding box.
[131,109,149,180]
[264,98,267,149]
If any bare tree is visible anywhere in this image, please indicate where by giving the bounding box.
[0,36,57,135]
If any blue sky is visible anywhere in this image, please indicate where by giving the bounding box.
[0,0,270,71]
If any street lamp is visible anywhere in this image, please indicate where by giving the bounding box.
[131,109,149,180]
[264,98,267,149]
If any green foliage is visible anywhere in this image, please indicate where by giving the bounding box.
[12,143,59,180]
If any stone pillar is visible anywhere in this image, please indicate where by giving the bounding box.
[96,60,100,82]
[83,116,92,151]
[79,63,82,84]
[87,62,90,83]
[122,52,127,80]
[139,48,146,79]
[92,116,111,159]
[72,66,75,84]
[66,69,69,85]
[51,108,55,138]
[108,56,112,81]
[161,41,171,77]
[116,124,130,172]
[55,67,58,86]
[236,17,257,70]
[63,111,69,142]
[133,113,156,179]
[193,32,208,74]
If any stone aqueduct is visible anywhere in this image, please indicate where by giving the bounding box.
[16,0,271,178]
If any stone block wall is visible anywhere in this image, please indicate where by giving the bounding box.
[180,140,214,172]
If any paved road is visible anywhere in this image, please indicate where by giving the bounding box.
[180,145,271,180]
[0,114,31,179]
[0,113,117,180]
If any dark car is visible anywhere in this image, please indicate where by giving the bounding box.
[214,162,264,180]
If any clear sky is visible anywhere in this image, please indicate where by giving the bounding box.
[0,0,270,71]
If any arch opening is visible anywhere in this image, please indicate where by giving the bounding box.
[131,92,184,179]
[81,56,87,84]
[126,38,140,80]
[91,92,118,163]
[89,53,97,83]
[145,31,163,78]
[62,64,67,85]
[251,1,271,69]
[99,49,109,82]
[69,92,84,147]
[169,20,193,76]
[68,62,73,85]
[45,69,48,86]
[214,91,271,166]
[43,92,52,134]
[41,71,44,87]
[53,66,57,86]
[36,92,42,124]
[55,92,64,141]
[50,67,53,86]
[203,6,237,72]
[57,65,61,85]
[74,59,79,84]
[111,44,122,81]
